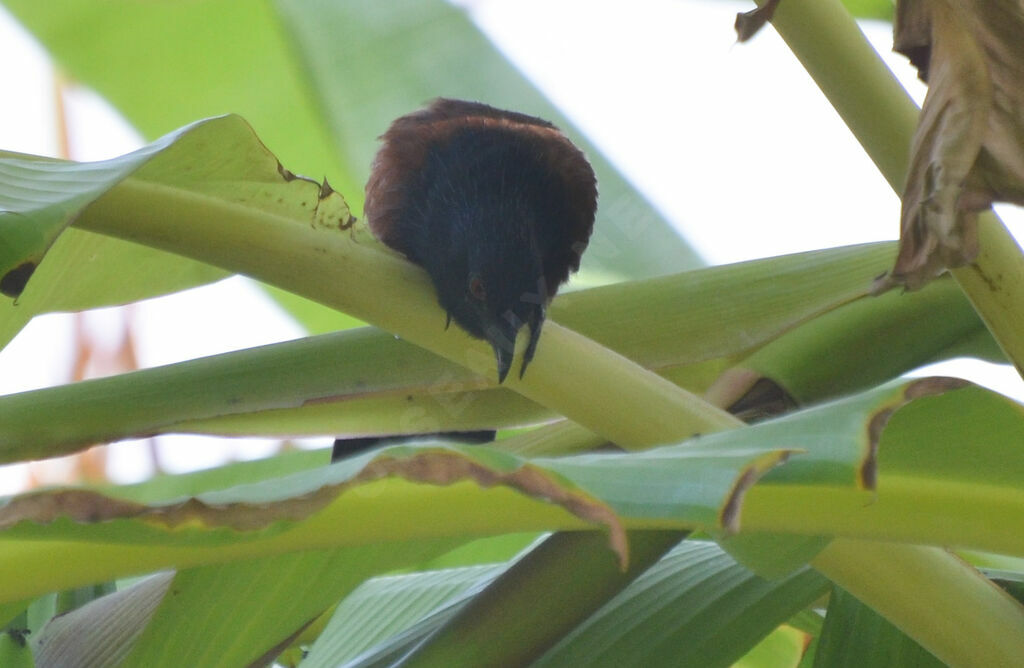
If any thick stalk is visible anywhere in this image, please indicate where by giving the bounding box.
[78,179,740,448]
[812,539,1024,668]
[766,0,1024,373]
[752,0,1024,661]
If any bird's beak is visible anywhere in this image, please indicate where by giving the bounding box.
[520,304,546,379]
[486,305,547,384]
[487,319,519,384]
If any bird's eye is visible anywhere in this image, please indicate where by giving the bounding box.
[468,276,487,301]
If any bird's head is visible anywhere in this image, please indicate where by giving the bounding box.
[430,223,548,384]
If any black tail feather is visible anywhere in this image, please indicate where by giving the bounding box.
[330,430,497,462]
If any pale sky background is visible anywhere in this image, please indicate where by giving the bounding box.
[1,0,1022,494]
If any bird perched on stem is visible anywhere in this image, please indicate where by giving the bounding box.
[365,98,598,383]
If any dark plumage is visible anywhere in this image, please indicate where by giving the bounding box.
[365,98,598,382]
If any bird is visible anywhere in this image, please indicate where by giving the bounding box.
[364,98,598,383]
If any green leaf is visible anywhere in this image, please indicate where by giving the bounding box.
[303,563,507,667]
[0,440,789,605]
[98,448,329,505]
[307,540,824,668]
[119,542,460,668]
[730,379,1024,557]
[0,227,226,352]
[393,531,691,667]
[0,114,353,348]
[0,601,27,631]
[535,540,826,667]
[33,573,169,668]
[814,585,943,667]
[745,277,995,403]
[0,631,32,668]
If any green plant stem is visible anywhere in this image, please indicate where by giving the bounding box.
[768,0,918,191]
[951,213,1024,378]
[501,420,606,457]
[750,0,1024,658]
[763,0,1024,373]
[745,277,984,404]
[811,539,1024,667]
[77,179,739,447]
[740,482,1024,557]
[398,531,687,667]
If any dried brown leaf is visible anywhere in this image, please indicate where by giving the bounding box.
[885,0,1024,290]
[0,448,627,565]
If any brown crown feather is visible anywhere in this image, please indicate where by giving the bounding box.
[364,98,597,280]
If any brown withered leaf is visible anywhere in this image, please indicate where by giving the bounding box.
[0,447,628,566]
[883,0,1024,290]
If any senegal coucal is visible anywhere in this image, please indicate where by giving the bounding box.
[365,98,598,383]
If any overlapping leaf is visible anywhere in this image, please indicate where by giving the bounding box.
[301,541,826,668]
[0,114,353,350]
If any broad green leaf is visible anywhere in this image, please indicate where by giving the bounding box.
[534,540,826,667]
[0,131,239,345]
[1,0,364,334]
[0,114,352,349]
[744,276,995,403]
[0,441,789,605]
[2,372,1023,662]
[33,573,170,668]
[702,379,976,493]
[307,540,825,668]
[318,583,470,668]
[0,631,32,668]
[119,542,460,668]
[304,563,506,667]
[0,227,226,352]
[3,377,1023,610]
[813,585,942,667]
[28,540,463,668]
[389,531,690,667]
[741,380,1024,557]
[100,448,329,505]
